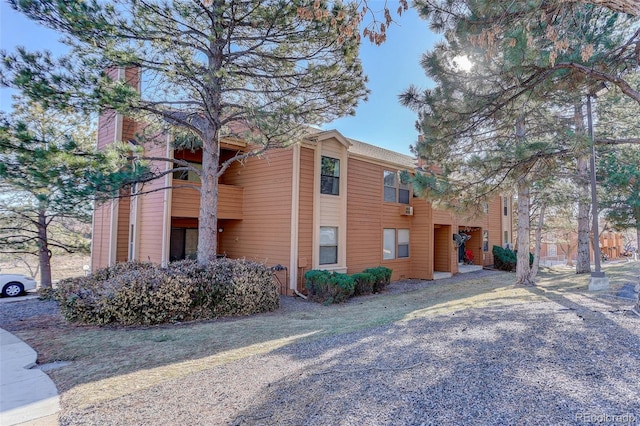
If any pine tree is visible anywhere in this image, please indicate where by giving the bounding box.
[403,0,638,284]
[1,0,370,266]
[0,97,129,287]
[598,147,640,251]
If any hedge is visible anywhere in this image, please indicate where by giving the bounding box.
[52,258,279,326]
[304,266,393,304]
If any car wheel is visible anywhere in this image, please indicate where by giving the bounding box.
[2,282,24,297]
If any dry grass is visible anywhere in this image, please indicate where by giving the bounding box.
[8,261,640,415]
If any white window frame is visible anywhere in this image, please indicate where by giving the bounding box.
[319,226,338,265]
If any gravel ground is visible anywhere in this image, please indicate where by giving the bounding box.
[2,270,639,426]
[57,295,640,426]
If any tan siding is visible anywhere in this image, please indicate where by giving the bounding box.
[171,184,243,219]
[346,158,419,281]
[297,147,314,288]
[410,201,433,279]
[96,110,117,150]
[221,149,292,268]
[122,117,136,142]
[91,201,112,270]
[433,208,454,224]
[434,225,452,272]
[92,68,141,269]
[136,141,167,263]
[346,158,383,274]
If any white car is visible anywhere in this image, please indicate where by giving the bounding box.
[0,274,37,297]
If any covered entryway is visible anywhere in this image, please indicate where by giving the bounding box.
[433,224,452,274]
[457,226,482,266]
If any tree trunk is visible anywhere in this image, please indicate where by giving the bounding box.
[516,176,535,286]
[37,209,52,288]
[576,156,592,274]
[197,25,225,267]
[565,244,574,267]
[574,102,591,274]
[197,127,220,266]
[530,202,545,279]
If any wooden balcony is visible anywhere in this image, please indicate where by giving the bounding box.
[171,183,243,220]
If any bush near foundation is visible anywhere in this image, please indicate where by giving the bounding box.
[304,266,393,304]
[304,270,355,304]
[53,258,279,326]
[362,266,392,292]
[352,272,375,295]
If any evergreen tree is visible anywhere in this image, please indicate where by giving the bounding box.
[0,97,129,287]
[403,0,638,284]
[598,147,640,251]
[1,0,370,266]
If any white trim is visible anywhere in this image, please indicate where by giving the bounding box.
[306,129,352,149]
[339,148,348,268]
[161,135,173,266]
[312,143,321,269]
[289,144,301,291]
[108,199,119,266]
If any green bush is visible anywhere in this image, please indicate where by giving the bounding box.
[493,245,516,271]
[52,258,279,326]
[352,272,375,296]
[362,266,392,292]
[304,270,354,304]
[492,246,534,271]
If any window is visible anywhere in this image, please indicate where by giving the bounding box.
[399,180,410,204]
[383,229,395,260]
[548,244,557,257]
[398,229,410,258]
[503,197,508,216]
[383,170,410,204]
[319,226,338,265]
[504,231,509,245]
[383,171,397,202]
[173,161,202,182]
[384,229,410,259]
[320,156,340,195]
[483,230,489,252]
[482,202,489,214]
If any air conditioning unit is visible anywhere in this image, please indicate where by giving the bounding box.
[402,206,414,216]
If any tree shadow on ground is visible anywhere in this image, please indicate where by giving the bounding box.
[225,296,640,426]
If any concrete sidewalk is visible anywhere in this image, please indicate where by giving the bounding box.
[0,327,59,425]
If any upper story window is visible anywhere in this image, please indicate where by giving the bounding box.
[383,170,410,204]
[173,161,202,183]
[503,197,508,216]
[320,156,340,195]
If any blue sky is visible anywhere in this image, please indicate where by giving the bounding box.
[0,2,438,155]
